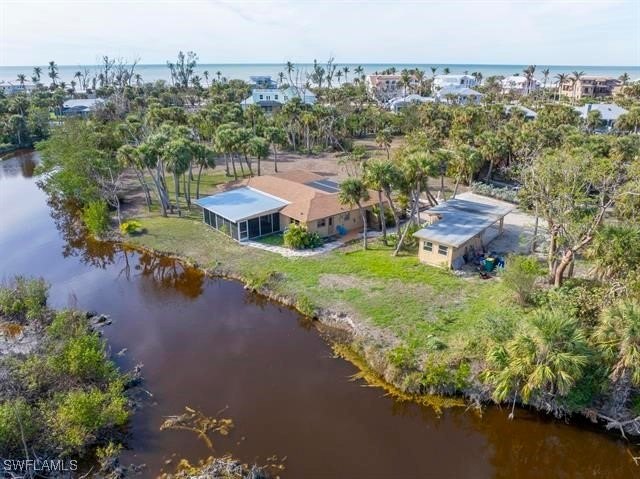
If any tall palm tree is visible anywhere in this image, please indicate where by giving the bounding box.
[336,70,343,84]
[619,72,630,85]
[48,60,59,87]
[32,66,42,83]
[342,66,350,83]
[202,70,209,87]
[338,178,370,250]
[285,61,295,86]
[364,160,392,242]
[354,65,364,81]
[216,70,222,83]
[443,67,451,75]
[555,73,567,101]
[571,70,585,104]
[522,65,536,95]
[430,66,438,80]
[74,70,83,88]
[16,74,26,86]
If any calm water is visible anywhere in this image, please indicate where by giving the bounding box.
[1,150,639,478]
[1,63,638,85]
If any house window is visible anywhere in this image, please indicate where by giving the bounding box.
[284,95,288,101]
[317,218,326,227]
[423,241,433,252]
[343,212,350,221]
[275,94,279,100]
[290,218,300,225]
[267,96,271,100]
[259,94,263,99]
[438,244,448,256]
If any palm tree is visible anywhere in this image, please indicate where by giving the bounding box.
[16,74,26,86]
[484,309,588,416]
[277,71,285,87]
[216,70,222,83]
[430,66,438,80]
[48,60,59,87]
[342,66,350,83]
[448,144,482,198]
[203,70,210,87]
[522,65,536,95]
[134,73,143,86]
[336,70,343,84]
[265,126,286,173]
[364,160,393,242]
[571,70,585,104]
[74,70,83,88]
[594,301,640,410]
[443,67,451,75]
[555,73,567,101]
[354,65,364,81]
[192,143,217,199]
[375,128,392,160]
[619,72,630,85]
[541,68,550,89]
[32,66,42,83]
[338,178,370,250]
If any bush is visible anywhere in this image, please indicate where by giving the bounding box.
[82,200,110,236]
[388,223,421,252]
[0,276,49,323]
[51,332,116,382]
[119,219,142,235]
[0,399,38,452]
[48,385,129,451]
[472,182,519,203]
[501,255,544,305]
[283,224,323,250]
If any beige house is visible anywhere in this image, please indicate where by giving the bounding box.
[413,193,514,269]
[366,74,418,101]
[559,76,621,100]
[195,170,381,241]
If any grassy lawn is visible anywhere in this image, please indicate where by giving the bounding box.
[256,233,285,246]
[127,214,529,365]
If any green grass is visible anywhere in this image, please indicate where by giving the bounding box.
[256,233,285,246]
[127,215,531,366]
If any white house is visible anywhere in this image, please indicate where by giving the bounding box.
[504,104,537,120]
[501,75,540,95]
[62,98,105,116]
[241,87,316,113]
[0,82,36,96]
[433,74,477,91]
[388,94,434,112]
[436,86,483,105]
[574,103,628,129]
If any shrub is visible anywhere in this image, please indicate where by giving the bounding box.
[48,385,129,452]
[501,255,544,305]
[51,332,116,382]
[82,200,110,236]
[119,219,142,235]
[0,399,38,452]
[472,182,519,203]
[283,224,323,250]
[0,276,49,323]
[388,223,421,252]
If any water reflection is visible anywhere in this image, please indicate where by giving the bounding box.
[0,149,37,178]
[1,150,639,478]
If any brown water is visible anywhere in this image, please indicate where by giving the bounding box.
[1,150,638,478]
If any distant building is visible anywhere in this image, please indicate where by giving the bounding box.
[0,82,35,95]
[241,87,316,113]
[559,76,621,100]
[501,75,540,95]
[365,74,419,101]
[62,98,105,117]
[436,86,483,105]
[388,94,434,112]
[574,103,628,130]
[433,74,477,91]
[249,76,278,88]
[505,104,537,120]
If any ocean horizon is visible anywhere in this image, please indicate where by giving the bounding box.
[1,63,638,85]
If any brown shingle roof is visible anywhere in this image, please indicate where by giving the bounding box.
[231,170,380,222]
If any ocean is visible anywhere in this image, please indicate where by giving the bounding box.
[1,63,638,85]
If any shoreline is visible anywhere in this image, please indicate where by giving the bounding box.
[117,236,639,441]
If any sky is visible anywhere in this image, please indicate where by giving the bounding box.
[0,0,639,66]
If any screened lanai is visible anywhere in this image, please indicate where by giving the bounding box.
[195,187,287,241]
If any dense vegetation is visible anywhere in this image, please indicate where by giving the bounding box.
[17,53,640,434]
[0,277,131,461]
